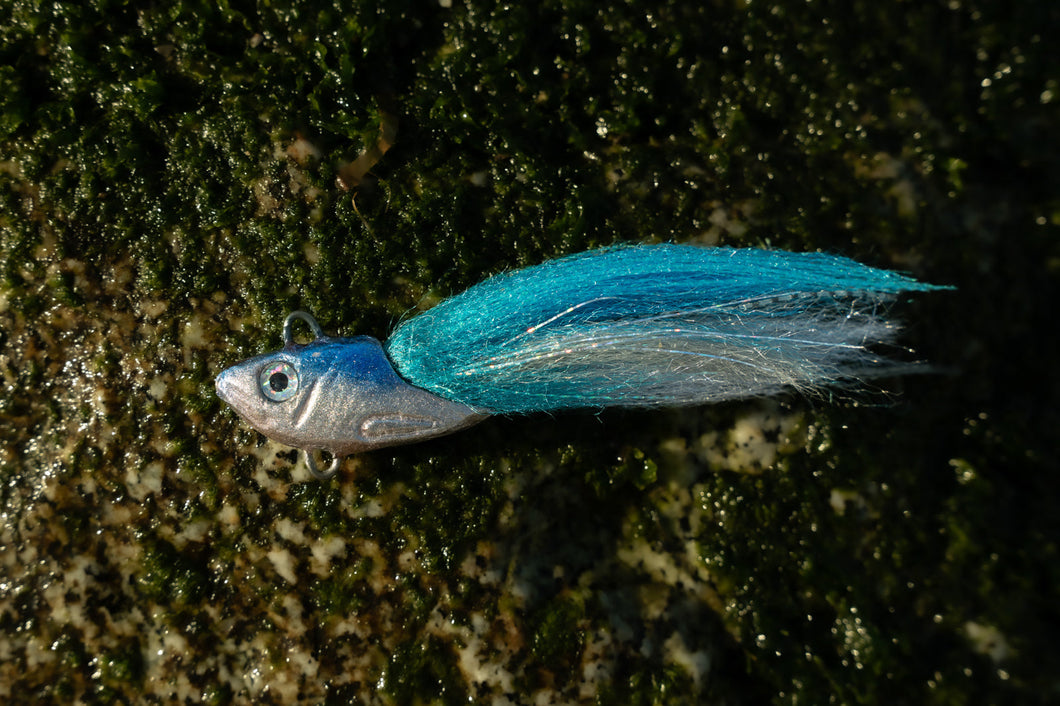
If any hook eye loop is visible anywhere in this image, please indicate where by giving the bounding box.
[304,449,341,480]
[283,310,326,347]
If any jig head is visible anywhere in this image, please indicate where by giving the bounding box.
[215,311,485,479]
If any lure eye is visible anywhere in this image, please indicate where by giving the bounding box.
[259,361,298,402]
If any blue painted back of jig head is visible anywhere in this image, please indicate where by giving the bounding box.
[385,244,950,413]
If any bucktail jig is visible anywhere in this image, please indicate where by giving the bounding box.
[215,244,950,479]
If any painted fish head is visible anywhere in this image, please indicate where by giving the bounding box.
[215,335,484,456]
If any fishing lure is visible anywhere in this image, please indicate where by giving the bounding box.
[215,244,949,479]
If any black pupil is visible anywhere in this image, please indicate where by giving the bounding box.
[269,372,288,392]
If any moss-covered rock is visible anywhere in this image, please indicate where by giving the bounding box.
[1,0,1057,703]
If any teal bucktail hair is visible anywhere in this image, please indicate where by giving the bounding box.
[384,244,948,414]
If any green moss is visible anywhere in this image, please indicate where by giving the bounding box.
[388,455,505,573]
[288,480,347,532]
[50,677,77,702]
[382,637,468,706]
[97,645,144,688]
[309,562,370,616]
[531,594,585,666]
[53,631,89,671]
[201,682,234,706]
[601,666,698,706]
[136,537,211,607]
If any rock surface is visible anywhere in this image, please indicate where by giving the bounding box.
[1,1,1056,703]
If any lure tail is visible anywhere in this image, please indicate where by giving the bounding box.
[384,244,950,414]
